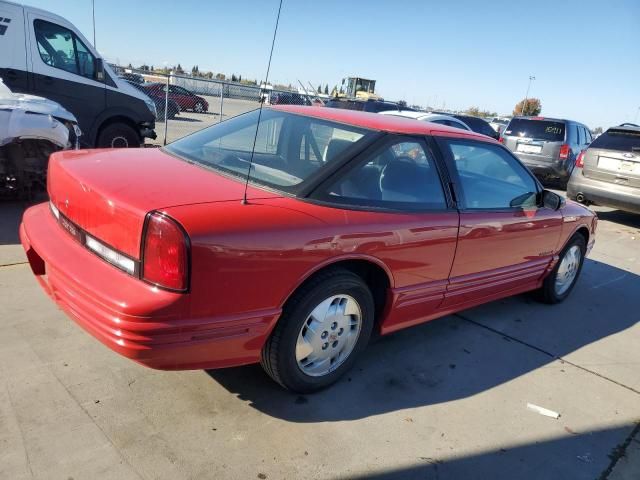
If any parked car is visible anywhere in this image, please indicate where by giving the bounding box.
[445,114,499,139]
[489,117,510,136]
[567,125,640,214]
[0,78,80,197]
[144,83,209,113]
[0,1,157,147]
[118,72,144,84]
[269,91,313,106]
[379,110,472,131]
[501,117,592,186]
[325,98,415,113]
[20,106,596,392]
[125,81,180,120]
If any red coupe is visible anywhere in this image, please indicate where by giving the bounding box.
[20,106,596,392]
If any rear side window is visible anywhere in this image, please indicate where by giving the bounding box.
[457,117,495,137]
[319,139,447,210]
[34,20,95,79]
[504,119,565,142]
[589,129,640,153]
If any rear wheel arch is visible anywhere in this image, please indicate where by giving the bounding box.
[280,258,393,330]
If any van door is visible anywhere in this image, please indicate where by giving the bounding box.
[0,2,28,91]
[26,10,105,145]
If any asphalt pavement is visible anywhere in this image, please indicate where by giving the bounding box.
[1,197,638,480]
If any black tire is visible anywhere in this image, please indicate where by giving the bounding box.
[96,123,140,148]
[194,101,205,113]
[536,234,586,304]
[261,268,374,393]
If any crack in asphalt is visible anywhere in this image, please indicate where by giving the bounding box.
[455,313,640,396]
[0,261,28,268]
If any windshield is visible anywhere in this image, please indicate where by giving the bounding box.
[164,109,371,193]
[504,119,566,141]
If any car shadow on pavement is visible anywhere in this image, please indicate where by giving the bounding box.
[207,258,639,422]
[0,197,45,245]
[595,209,640,229]
[344,423,639,480]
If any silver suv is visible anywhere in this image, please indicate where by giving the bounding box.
[501,117,591,186]
[567,125,640,214]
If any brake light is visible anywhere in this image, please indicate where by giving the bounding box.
[142,212,189,291]
[498,137,505,144]
[575,150,585,168]
[559,144,570,160]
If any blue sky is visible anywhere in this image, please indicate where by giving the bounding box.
[25,0,640,128]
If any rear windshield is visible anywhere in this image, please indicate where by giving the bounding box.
[504,119,565,142]
[589,128,640,153]
[164,109,372,194]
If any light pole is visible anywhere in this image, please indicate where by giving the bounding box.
[635,106,640,123]
[523,75,535,115]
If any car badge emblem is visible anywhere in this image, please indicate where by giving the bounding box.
[623,153,634,159]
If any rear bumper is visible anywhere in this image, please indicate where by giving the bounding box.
[20,203,279,370]
[516,155,571,180]
[567,170,640,214]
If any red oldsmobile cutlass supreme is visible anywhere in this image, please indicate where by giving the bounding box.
[20,106,596,392]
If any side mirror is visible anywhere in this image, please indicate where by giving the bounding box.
[542,190,566,210]
[94,58,105,82]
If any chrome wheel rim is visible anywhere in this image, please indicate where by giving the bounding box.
[195,103,203,112]
[296,295,362,377]
[555,245,581,295]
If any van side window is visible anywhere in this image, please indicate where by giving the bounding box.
[34,20,95,79]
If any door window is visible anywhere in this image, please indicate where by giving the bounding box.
[34,20,96,79]
[319,139,447,210]
[577,126,585,145]
[444,140,538,210]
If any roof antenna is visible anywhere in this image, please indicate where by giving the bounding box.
[242,0,284,205]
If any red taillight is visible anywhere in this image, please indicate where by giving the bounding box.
[142,212,189,291]
[559,144,570,160]
[498,136,505,144]
[575,150,585,168]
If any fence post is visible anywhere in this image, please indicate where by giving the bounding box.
[219,81,224,123]
[163,72,170,145]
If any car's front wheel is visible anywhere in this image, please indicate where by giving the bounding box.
[261,268,374,393]
[537,233,586,304]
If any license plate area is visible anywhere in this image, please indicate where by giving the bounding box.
[598,156,640,174]
[517,143,542,154]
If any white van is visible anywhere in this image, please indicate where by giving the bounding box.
[0,1,157,147]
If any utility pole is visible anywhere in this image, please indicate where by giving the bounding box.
[523,75,535,115]
[91,0,96,48]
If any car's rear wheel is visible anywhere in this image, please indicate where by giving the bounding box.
[536,234,586,304]
[96,123,140,148]
[194,101,205,113]
[261,268,374,393]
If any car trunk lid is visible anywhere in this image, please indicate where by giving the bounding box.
[47,148,279,258]
[582,128,640,188]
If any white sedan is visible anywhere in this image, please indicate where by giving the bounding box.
[378,110,472,131]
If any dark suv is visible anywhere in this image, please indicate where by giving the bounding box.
[501,117,591,186]
[325,98,415,114]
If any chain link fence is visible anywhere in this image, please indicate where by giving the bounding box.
[113,67,323,145]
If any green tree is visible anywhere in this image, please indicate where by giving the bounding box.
[397,100,407,108]
[330,85,338,96]
[231,74,237,82]
[324,84,329,95]
[238,74,242,82]
[215,73,226,80]
[317,84,322,94]
[593,126,603,135]
[513,98,541,116]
